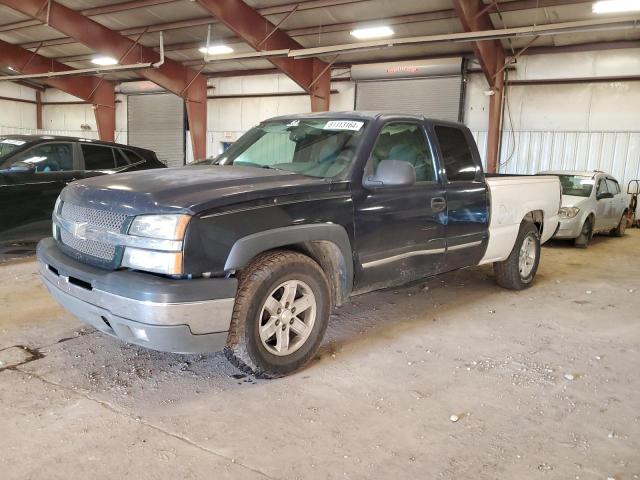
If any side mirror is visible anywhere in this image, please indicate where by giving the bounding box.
[8,163,36,173]
[597,192,613,200]
[363,159,416,189]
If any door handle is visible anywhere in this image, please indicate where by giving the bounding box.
[431,197,446,212]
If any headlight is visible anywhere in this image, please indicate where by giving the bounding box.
[559,207,580,219]
[128,214,190,240]
[122,248,183,275]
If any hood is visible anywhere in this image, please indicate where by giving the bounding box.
[61,165,331,215]
[561,194,590,209]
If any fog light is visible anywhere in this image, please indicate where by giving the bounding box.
[131,327,149,342]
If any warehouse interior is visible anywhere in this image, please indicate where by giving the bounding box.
[0,0,639,478]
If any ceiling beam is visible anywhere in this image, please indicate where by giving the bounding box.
[0,38,115,140]
[0,0,208,160]
[452,0,506,174]
[193,0,331,111]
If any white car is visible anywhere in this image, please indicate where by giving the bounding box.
[538,170,628,247]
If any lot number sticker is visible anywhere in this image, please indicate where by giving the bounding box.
[323,120,364,131]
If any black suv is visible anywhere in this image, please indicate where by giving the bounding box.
[0,135,165,246]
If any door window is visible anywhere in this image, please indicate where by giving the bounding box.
[606,178,620,195]
[597,179,609,196]
[122,149,145,165]
[8,143,73,172]
[367,122,436,182]
[82,144,115,170]
[434,126,478,182]
[114,149,130,168]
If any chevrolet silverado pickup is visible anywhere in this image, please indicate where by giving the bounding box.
[37,112,561,377]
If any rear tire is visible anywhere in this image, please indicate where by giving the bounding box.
[574,217,593,248]
[224,250,331,378]
[493,222,541,290]
[611,213,627,237]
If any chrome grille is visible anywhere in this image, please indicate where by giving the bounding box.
[58,202,129,263]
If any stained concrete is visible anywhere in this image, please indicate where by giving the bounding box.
[1,231,639,479]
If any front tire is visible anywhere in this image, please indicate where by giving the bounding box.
[611,213,627,237]
[493,222,541,290]
[225,250,331,378]
[574,217,593,248]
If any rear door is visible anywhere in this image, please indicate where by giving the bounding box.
[432,124,489,271]
[606,178,625,227]
[354,120,447,291]
[0,141,78,243]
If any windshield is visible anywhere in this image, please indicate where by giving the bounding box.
[199,118,367,178]
[0,138,28,160]
[557,174,594,197]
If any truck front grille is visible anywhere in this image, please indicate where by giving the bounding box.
[57,202,129,267]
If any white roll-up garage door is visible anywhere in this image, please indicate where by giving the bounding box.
[353,58,463,122]
[127,93,185,167]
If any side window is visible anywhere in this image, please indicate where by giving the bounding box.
[434,125,478,182]
[606,178,619,195]
[597,178,609,196]
[9,143,74,172]
[367,122,436,182]
[114,149,130,168]
[81,144,115,170]
[122,149,146,165]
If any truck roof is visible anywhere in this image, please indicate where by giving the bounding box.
[267,111,466,128]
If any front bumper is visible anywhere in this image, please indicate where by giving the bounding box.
[553,216,583,239]
[37,238,237,354]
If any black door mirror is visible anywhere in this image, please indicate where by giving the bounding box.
[8,162,36,173]
[364,160,416,189]
[597,192,613,200]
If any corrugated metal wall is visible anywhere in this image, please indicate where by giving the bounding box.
[472,130,640,193]
[0,125,99,139]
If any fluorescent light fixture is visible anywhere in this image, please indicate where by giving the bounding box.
[91,56,118,66]
[350,25,394,39]
[199,45,234,55]
[592,0,640,13]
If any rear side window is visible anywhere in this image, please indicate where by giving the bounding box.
[114,149,130,167]
[606,178,620,194]
[122,149,146,165]
[434,126,478,182]
[82,144,115,170]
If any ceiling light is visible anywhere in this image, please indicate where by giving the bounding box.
[350,26,394,40]
[592,0,640,13]
[91,56,118,66]
[7,66,16,71]
[199,45,234,55]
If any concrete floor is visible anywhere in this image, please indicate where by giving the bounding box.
[1,232,639,480]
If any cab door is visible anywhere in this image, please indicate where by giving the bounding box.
[353,120,447,292]
[0,142,78,243]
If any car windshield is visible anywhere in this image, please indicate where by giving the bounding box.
[557,174,594,197]
[0,138,28,160]
[197,118,368,178]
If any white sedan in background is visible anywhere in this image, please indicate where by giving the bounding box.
[538,170,628,248]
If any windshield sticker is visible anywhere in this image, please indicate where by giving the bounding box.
[286,120,300,127]
[1,139,26,146]
[323,120,364,131]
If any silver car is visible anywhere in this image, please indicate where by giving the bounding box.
[538,170,628,248]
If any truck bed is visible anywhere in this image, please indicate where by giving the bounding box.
[480,175,561,265]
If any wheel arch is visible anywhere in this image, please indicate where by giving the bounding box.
[522,209,544,234]
[224,224,353,306]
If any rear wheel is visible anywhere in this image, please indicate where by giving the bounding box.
[225,250,331,378]
[574,217,593,248]
[493,222,541,290]
[611,213,627,237]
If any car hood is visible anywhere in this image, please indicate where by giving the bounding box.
[561,194,590,209]
[60,165,333,215]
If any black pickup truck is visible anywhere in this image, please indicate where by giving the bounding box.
[37,112,560,377]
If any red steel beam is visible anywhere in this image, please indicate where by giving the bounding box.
[194,0,330,111]
[0,38,115,140]
[0,0,207,160]
[452,0,505,174]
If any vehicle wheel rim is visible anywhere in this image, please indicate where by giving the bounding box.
[258,280,317,357]
[518,234,537,279]
[582,221,591,240]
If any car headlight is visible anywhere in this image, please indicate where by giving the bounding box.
[122,248,183,275]
[559,207,580,219]
[128,214,190,240]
